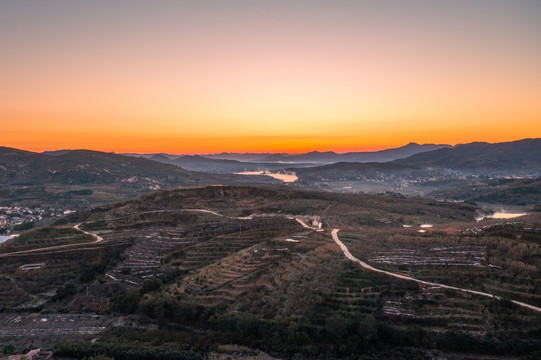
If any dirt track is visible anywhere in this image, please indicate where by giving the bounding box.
[330,228,541,314]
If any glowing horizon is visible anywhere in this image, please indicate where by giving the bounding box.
[1,1,540,154]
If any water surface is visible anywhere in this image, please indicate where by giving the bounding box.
[479,212,527,220]
[235,170,298,183]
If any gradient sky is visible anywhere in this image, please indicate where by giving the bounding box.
[1,0,540,153]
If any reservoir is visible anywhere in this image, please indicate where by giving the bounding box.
[476,212,527,221]
[486,211,527,219]
[235,170,298,183]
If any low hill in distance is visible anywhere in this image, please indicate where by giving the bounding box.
[430,176,541,206]
[149,154,315,173]
[292,161,426,182]
[122,142,451,166]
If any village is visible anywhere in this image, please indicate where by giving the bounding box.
[0,206,70,235]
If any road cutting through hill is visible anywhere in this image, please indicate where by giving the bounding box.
[2,209,541,315]
[330,229,541,314]
[0,223,103,258]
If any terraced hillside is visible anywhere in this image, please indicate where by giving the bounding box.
[1,226,94,253]
[341,217,541,309]
[1,186,540,359]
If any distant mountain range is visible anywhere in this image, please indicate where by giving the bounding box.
[395,138,541,173]
[4,138,540,189]
[259,143,452,163]
[105,142,452,173]
[293,138,541,183]
[203,153,278,162]
[146,154,314,173]
[117,142,451,165]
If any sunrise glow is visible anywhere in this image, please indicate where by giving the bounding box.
[1,1,540,153]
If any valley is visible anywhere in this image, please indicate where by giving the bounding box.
[3,1,540,357]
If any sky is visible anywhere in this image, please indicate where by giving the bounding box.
[1,0,540,154]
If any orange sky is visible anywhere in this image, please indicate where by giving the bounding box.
[1,1,540,154]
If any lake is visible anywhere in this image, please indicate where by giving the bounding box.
[477,212,528,221]
[235,170,298,183]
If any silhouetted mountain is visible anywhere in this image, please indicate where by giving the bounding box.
[122,144,450,165]
[260,143,450,163]
[123,152,179,159]
[395,138,541,175]
[259,153,291,162]
[42,149,75,156]
[203,152,277,162]
[339,143,451,162]
[172,155,254,172]
[149,154,177,164]
[273,151,339,163]
[145,154,313,173]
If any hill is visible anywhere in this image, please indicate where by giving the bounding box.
[395,138,541,175]
[149,153,315,173]
[0,147,281,211]
[124,143,450,165]
[288,139,541,195]
[430,176,541,206]
[293,161,426,183]
[2,186,540,359]
[203,152,277,161]
[0,147,195,187]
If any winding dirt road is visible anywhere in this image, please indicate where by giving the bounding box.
[2,208,540,315]
[0,223,103,258]
[330,229,541,314]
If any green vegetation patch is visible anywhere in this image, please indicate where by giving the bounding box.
[15,226,92,245]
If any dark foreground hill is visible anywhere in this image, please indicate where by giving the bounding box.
[2,185,540,358]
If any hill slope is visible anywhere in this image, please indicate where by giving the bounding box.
[395,138,541,174]
[0,147,196,188]
[0,148,280,209]
[3,186,540,359]
[293,161,426,182]
[430,176,541,206]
